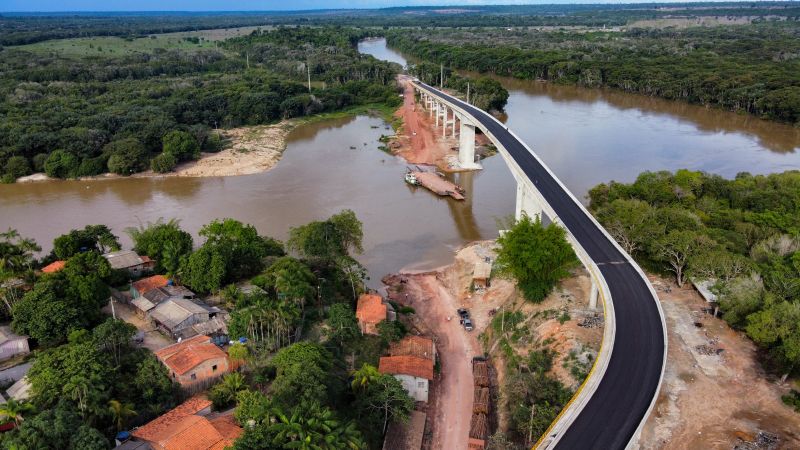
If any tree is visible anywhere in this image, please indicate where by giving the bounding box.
[288,210,363,262]
[689,249,753,282]
[235,390,275,428]
[271,342,332,407]
[52,224,120,259]
[652,230,714,287]
[162,130,200,162]
[325,303,359,347]
[0,400,108,450]
[0,399,35,426]
[180,245,227,293]
[44,150,79,179]
[0,229,40,317]
[108,399,137,431]
[596,199,662,256]
[132,354,176,414]
[350,363,381,391]
[93,318,136,367]
[27,340,109,420]
[496,216,578,302]
[5,156,31,181]
[354,373,414,436]
[105,138,148,175]
[716,274,765,328]
[269,402,364,450]
[228,342,250,365]
[150,152,177,173]
[126,219,193,274]
[209,372,249,410]
[377,320,406,347]
[12,280,83,347]
[746,301,800,379]
[262,257,316,310]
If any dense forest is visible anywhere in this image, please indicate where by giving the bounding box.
[2,2,800,45]
[589,170,800,381]
[0,211,416,449]
[386,22,800,125]
[0,27,401,182]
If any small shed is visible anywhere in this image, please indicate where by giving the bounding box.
[472,261,492,291]
[103,250,155,275]
[131,275,169,299]
[0,326,29,361]
[356,293,387,335]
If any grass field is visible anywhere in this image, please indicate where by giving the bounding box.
[11,26,267,57]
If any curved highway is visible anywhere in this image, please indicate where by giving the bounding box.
[414,81,666,449]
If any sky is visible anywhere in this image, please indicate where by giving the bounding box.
[1,0,706,13]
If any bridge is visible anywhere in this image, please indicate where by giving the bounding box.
[411,80,667,449]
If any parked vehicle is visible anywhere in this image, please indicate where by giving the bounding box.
[457,308,473,331]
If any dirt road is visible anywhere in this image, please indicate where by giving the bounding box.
[394,77,455,168]
[402,274,480,450]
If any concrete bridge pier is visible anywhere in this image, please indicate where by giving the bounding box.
[589,281,599,310]
[441,106,448,137]
[435,101,440,126]
[515,180,544,222]
[459,119,481,170]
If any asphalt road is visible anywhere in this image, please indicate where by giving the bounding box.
[415,82,665,449]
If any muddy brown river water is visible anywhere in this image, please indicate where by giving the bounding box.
[1,39,798,287]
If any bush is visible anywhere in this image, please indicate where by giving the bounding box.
[76,156,107,177]
[5,156,31,180]
[150,152,177,173]
[162,130,200,162]
[105,138,147,175]
[44,150,79,179]
[32,153,48,172]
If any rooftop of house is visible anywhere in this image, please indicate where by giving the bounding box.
[132,396,212,442]
[133,275,170,295]
[0,326,27,345]
[143,285,196,304]
[155,335,227,375]
[388,335,435,362]
[379,355,434,380]
[150,298,212,331]
[473,261,492,280]
[356,293,387,324]
[383,410,426,450]
[132,396,241,450]
[41,260,66,274]
[103,250,147,270]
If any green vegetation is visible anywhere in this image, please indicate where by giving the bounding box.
[496,216,578,303]
[0,27,401,182]
[590,170,800,378]
[387,21,800,124]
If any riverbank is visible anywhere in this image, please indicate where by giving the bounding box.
[15,103,397,183]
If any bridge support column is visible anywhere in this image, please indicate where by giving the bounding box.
[451,113,458,137]
[590,280,599,310]
[459,120,480,169]
[515,181,543,222]
[435,101,440,126]
[442,106,447,137]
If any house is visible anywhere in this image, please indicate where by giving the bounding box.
[132,285,196,318]
[131,396,242,450]
[383,410,426,450]
[472,261,492,291]
[150,298,218,339]
[154,335,231,387]
[6,376,30,401]
[379,335,436,403]
[103,250,155,275]
[131,275,169,299]
[0,326,29,361]
[356,293,387,335]
[41,260,65,274]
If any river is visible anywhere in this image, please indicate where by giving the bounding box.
[1,38,797,287]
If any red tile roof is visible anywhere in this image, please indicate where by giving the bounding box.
[133,275,169,295]
[389,335,435,361]
[379,355,434,380]
[41,260,66,273]
[356,293,386,324]
[155,335,227,375]
[132,396,212,443]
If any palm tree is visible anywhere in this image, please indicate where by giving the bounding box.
[350,363,380,391]
[270,403,364,450]
[0,399,35,426]
[212,372,249,407]
[108,399,137,431]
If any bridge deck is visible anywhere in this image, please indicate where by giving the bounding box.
[414,82,665,449]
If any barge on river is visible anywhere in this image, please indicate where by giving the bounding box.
[405,168,465,200]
